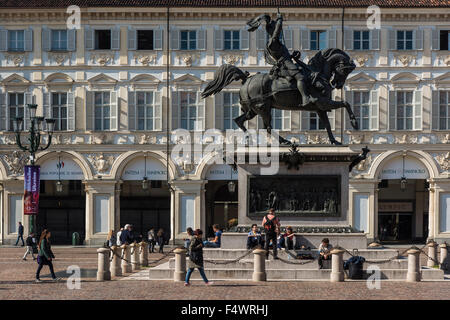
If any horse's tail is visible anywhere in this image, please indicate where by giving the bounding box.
[201,64,249,99]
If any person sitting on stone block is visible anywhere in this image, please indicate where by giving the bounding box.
[318,238,333,269]
[247,224,262,249]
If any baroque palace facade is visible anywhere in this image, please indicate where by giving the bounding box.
[0,0,449,245]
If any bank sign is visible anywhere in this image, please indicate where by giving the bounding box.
[121,158,167,180]
[380,157,429,180]
[206,164,238,180]
[40,158,84,180]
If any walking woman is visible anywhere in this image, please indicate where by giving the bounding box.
[184,229,213,286]
[35,229,61,282]
[156,228,165,253]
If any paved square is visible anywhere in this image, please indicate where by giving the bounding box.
[0,247,449,300]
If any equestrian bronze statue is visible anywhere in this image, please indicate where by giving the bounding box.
[202,12,359,145]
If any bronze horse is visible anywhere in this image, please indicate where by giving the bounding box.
[201,48,358,145]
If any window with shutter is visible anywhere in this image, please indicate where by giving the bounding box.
[396,30,413,50]
[0,29,8,51]
[94,91,111,131]
[128,29,137,50]
[310,30,327,50]
[371,29,380,50]
[154,91,162,131]
[24,29,33,52]
[395,91,414,130]
[85,29,94,50]
[223,92,240,130]
[24,92,33,130]
[136,91,155,130]
[256,28,266,50]
[170,29,179,50]
[171,91,179,130]
[179,92,198,131]
[51,92,68,131]
[328,29,336,49]
[153,29,163,50]
[353,30,370,50]
[240,28,249,50]
[95,30,111,50]
[8,30,25,51]
[214,29,223,50]
[0,93,6,131]
[67,92,75,131]
[344,28,353,50]
[413,91,422,130]
[128,91,136,131]
[110,29,120,50]
[283,29,293,50]
[67,29,76,51]
[370,90,379,131]
[51,30,68,51]
[42,28,51,51]
[180,30,197,50]
[85,91,94,131]
[352,91,371,130]
[197,29,206,50]
[137,30,154,50]
[224,30,240,50]
[438,30,450,50]
[437,91,450,130]
[196,91,205,131]
[300,29,310,51]
[110,91,118,131]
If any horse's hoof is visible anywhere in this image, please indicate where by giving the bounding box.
[351,119,359,130]
[331,140,342,146]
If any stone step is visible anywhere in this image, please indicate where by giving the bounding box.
[148,264,443,281]
[168,257,409,270]
[202,248,402,260]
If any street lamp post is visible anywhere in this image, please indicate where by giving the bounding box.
[13,104,55,234]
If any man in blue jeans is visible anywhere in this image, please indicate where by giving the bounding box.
[203,224,222,248]
[15,222,24,246]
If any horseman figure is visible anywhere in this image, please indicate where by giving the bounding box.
[247,12,317,107]
[202,12,358,146]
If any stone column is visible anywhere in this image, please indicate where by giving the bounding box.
[330,248,345,282]
[96,248,111,281]
[439,243,448,270]
[173,248,187,282]
[140,242,149,267]
[110,245,122,277]
[121,244,132,274]
[252,249,266,282]
[131,243,140,271]
[406,248,421,282]
[427,240,438,268]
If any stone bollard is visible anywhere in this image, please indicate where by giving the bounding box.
[121,244,132,274]
[427,240,438,268]
[406,248,421,282]
[96,248,111,281]
[140,242,149,267]
[110,245,122,277]
[131,243,140,271]
[252,249,267,282]
[173,248,187,282]
[440,243,448,270]
[330,248,345,282]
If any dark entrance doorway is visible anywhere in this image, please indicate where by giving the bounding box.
[120,180,170,238]
[37,180,85,245]
[379,213,412,242]
[205,181,238,237]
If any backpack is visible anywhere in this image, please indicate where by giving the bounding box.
[264,215,276,233]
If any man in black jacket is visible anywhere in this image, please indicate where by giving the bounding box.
[15,222,25,246]
[23,233,37,261]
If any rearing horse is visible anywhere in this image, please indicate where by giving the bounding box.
[202,48,359,145]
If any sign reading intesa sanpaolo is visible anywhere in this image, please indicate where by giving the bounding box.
[379,156,429,180]
[122,157,167,180]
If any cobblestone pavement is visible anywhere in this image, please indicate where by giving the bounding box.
[0,247,449,300]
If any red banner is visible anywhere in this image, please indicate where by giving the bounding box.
[24,165,40,215]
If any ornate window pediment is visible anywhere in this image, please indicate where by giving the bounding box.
[44,73,74,89]
[1,73,31,89]
[391,72,419,89]
[173,74,203,89]
[346,72,377,89]
[129,74,160,89]
[434,72,450,88]
[87,73,117,89]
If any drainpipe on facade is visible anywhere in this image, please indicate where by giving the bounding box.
[340,7,345,144]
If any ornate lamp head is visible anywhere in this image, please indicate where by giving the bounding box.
[13,117,24,132]
[27,104,38,119]
[45,118,56,133]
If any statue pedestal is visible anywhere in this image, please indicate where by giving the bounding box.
[227,145,367,249]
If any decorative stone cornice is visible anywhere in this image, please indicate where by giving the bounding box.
[48,51,71,66]
[85,153,117,175]
[221,52,244,66]
[435,152,450,172]
[4,52,27,67]
[90,52,115,66]
[176,52,200,67]
[393,53,417,67]
[133,52,157,66]
[1,151,28,176]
